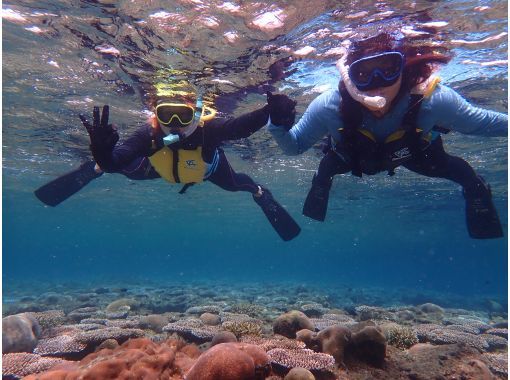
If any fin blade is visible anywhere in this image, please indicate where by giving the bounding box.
[302,175,331,221]
[34,161,102,207]
[255,190,301,241]
[466,206,504,239]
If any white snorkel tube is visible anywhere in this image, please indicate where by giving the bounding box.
[336,54,387,110]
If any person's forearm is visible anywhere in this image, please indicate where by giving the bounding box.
[267,123,301,155]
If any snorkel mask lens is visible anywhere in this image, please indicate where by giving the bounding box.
[348,51,404,91]
[156,103,195,127]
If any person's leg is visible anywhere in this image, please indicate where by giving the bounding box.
[404,137,502,239]
[208,150,300,241]
[207,150,260,193]
[303,149,352,221]
[403,137,478,186]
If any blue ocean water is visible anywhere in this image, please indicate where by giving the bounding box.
[2,0,508,312]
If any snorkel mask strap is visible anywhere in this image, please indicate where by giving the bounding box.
[337,55,387,110]
[162,97,204,146]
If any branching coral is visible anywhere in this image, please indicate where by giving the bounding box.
[384,325,418,350]
[222,320,263,338]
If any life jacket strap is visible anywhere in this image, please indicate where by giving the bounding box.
[179,182,195,194]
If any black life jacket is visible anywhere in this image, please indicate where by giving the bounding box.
[337,84,433,177]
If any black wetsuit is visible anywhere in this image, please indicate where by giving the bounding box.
[316,136,481,192]
[94,106,270,194]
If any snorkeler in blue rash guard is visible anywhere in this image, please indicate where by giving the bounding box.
[268,29,507,239]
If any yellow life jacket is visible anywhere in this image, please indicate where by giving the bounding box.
[149,145,207,184]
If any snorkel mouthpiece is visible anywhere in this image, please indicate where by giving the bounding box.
[163,133,180,145]
[337,55,387,110]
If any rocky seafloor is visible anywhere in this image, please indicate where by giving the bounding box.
[2,280,507,379]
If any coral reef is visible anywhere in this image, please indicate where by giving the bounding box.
[2,281,507,379]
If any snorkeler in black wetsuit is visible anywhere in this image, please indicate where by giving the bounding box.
[34,91,300,241]
[77,92,300,241]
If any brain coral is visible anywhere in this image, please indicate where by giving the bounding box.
[186,342,270,380]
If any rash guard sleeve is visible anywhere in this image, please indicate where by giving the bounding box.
[422,85,508,137]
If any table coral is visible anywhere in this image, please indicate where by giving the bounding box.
[268,347,336,375]
[163,318,220,343]
[2,352,71,378]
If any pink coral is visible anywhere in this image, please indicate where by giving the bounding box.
[24,338,186,379]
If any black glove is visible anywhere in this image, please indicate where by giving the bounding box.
[267,91,297,131]
[79,105,119,154]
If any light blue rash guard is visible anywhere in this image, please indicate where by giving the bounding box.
[268,84,508,155]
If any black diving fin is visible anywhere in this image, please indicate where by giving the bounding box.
[253,187,301,241]
[34,160,103,207]
[302,174,332,222]
[463,177,503,239]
